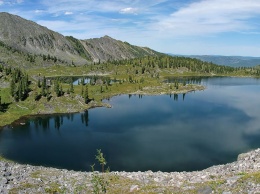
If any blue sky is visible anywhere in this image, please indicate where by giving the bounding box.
[1,0,260,57]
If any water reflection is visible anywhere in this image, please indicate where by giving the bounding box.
[0,77,260,172]
[81,111,89,126]
[165,76,204,85]
[28,111,89,131]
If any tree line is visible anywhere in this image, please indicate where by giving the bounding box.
[92,55,260,76]
[9,67,30,101]
[0,65,30,112]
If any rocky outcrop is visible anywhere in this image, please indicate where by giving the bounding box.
[0,149,259,193]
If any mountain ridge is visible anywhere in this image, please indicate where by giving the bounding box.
[0,12,87,64]
[81,35,159,62]
[0,12,160,66]
[169,54,260,67]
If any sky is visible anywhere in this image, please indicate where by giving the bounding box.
[1,0,260,57]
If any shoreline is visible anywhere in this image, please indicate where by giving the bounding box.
[0,84,205,128]
[0,148,259,193]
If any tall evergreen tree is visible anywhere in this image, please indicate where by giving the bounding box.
[70,80,74,94]
[84,84,89,103]
[81,85,84,96]
[41,84,46,96]
[18,80,23,100]
[37,78,41,88]
[54,79,60,96]
[10,79,16,97]
[42,76,46,90]
[60,84,63,96]
[0,95,2,112]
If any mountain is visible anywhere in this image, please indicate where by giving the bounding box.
[189,55,260,67]
[0,12,160,66]
[0,12,87,64]
[79,36,159,62]
[169,54,260,67]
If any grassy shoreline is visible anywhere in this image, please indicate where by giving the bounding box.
[1,54,259,128]
[0,81,205,128]
[1,71,258,128]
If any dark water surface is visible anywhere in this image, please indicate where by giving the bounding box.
[1,77,260,172]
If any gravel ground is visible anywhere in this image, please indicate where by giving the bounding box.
[0,149,259,193]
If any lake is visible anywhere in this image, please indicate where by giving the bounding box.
[1,77,260,172]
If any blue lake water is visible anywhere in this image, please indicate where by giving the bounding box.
[0,77,260,172]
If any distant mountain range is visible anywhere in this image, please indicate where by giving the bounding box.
[0,12,160,65]
[169,54,260,67]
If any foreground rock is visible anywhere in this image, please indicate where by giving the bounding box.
[0,149,259,193]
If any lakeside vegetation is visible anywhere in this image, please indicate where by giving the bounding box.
[1,54,260,127]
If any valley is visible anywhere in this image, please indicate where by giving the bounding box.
[0,11,260,194]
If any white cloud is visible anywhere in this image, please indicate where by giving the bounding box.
[3,0,260,56]
[1,0,23,4]
[155,0,260,36]
[41,0,123,14]
[120,7,138,14]
[35,9,44,14]
[40,0,170,16]
[64,11,73,15]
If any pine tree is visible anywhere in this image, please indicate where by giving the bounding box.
[84,84,89,103]
[41,84,46,96]
[81,85,84,96]
[42,76,46,90]
[18,80,23,101]
[95,149,107,173]
[34,91,40,101]
[0,95,2,112]
[37,78,41,88]
[46,87,51,101]
[60,84,63,96]
[54,79,60,96]
[10,79,16,97]
[70,80,74,94]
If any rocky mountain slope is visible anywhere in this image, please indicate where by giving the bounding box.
[0,12,160,66]
[80,35,159,62]
[0,12,87,64]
